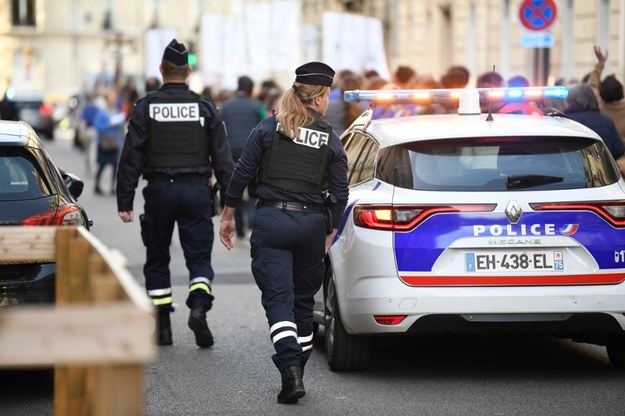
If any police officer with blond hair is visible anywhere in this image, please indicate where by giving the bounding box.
[117,39,234,348]
[219,62,348,404]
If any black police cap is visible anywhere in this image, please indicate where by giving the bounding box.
[162,39,188,66]
[295,62,335,87]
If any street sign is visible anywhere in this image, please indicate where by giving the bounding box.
[519,0,557,32]
[520,32,555,48]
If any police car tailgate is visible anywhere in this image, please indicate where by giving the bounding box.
[391,187,625,287]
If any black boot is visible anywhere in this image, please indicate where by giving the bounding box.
[277,366,305,404]
[188,299,213,348]
[157,309,173,346]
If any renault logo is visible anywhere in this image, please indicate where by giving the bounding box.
[505,200,522,224]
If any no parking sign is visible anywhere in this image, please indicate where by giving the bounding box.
[519,0,557,32]
[519,0,557,48]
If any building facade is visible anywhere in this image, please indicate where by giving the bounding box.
[0,0,623,101]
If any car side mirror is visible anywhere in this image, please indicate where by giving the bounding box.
[62,171,85,199]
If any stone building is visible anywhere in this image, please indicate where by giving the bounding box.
[0,0,623,102]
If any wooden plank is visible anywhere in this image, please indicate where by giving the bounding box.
[0,226,56,262]
[93,365,144,416]
[76,228,152,311]
[68,233,92,303]
[0,304,155,367]
[55,227,79,304]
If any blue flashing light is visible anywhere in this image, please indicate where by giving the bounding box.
[344,86,568,105]
[543,86,568,99]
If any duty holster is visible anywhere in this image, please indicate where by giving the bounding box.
[210,181,220,217]
[323,193,337,235]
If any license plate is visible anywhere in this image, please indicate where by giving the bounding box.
[465,250,564,272]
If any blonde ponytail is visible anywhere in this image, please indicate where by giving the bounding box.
[277,82,328,140]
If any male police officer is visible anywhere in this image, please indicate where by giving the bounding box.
[117,39,234,347]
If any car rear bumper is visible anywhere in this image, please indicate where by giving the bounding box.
[0,263,55,307]
[336,275,625,337]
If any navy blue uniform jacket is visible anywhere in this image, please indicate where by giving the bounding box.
[117,83,234,212]
[225,114,349,229]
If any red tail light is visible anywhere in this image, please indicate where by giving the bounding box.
[530,201,625,227]
[22,204,84,226]
[354,204,496,231]
[39,103,54,117]
[374,315,407,325]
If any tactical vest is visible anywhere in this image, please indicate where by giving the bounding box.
[258,118,331,194]
[145,90,210,167]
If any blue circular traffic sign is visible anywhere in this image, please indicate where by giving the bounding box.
[519,0,557,32]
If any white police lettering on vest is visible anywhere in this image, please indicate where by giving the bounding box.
[295,127,329,149]
[150,103,200,122]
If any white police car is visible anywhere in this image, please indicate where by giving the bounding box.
[314,87,625,371]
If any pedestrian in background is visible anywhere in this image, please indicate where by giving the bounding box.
[93,89,125,195]
[564,82,625,175]
[116,39,234,348]
[220,75,267,240]
[0,88,18,121]
[325,72,363,136]
[219,61,348,404]
[589,46,625,142]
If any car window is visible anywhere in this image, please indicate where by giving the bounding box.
[343,132,378,186]
[0,153,51,200]
[377,136,619,191]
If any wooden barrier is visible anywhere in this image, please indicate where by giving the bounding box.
[0,226,155,416]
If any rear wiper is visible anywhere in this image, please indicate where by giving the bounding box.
[506,174,564,189]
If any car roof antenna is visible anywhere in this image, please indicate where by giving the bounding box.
[485,65,495,122]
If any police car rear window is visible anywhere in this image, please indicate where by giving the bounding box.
[378,136,619,191]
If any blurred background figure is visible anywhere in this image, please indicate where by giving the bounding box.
[564,82,625,175]
[78,92,101,176]
[384,65,418,90]
[257,79,282,116]
[145,76,162,94]
[92,90,125,195]
[441,65,470,89]
[325,72,363,136]
[476,70,504,89]
[0,79,19,121]
[589,46,625,143]
[220,75,267,240]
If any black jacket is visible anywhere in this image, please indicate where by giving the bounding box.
[116,83,234,212]
[225,112,348,229]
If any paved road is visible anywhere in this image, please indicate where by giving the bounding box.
[2,134,625,415]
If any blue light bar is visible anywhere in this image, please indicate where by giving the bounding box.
[344,86,568,104]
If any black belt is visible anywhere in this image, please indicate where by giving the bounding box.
[149,173,208,185]
[257,199,323,213]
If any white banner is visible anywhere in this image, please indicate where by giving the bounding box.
[201,13,248,90]
[144,28,178,81]
[201,0,300,91]
[322,12,389,80]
